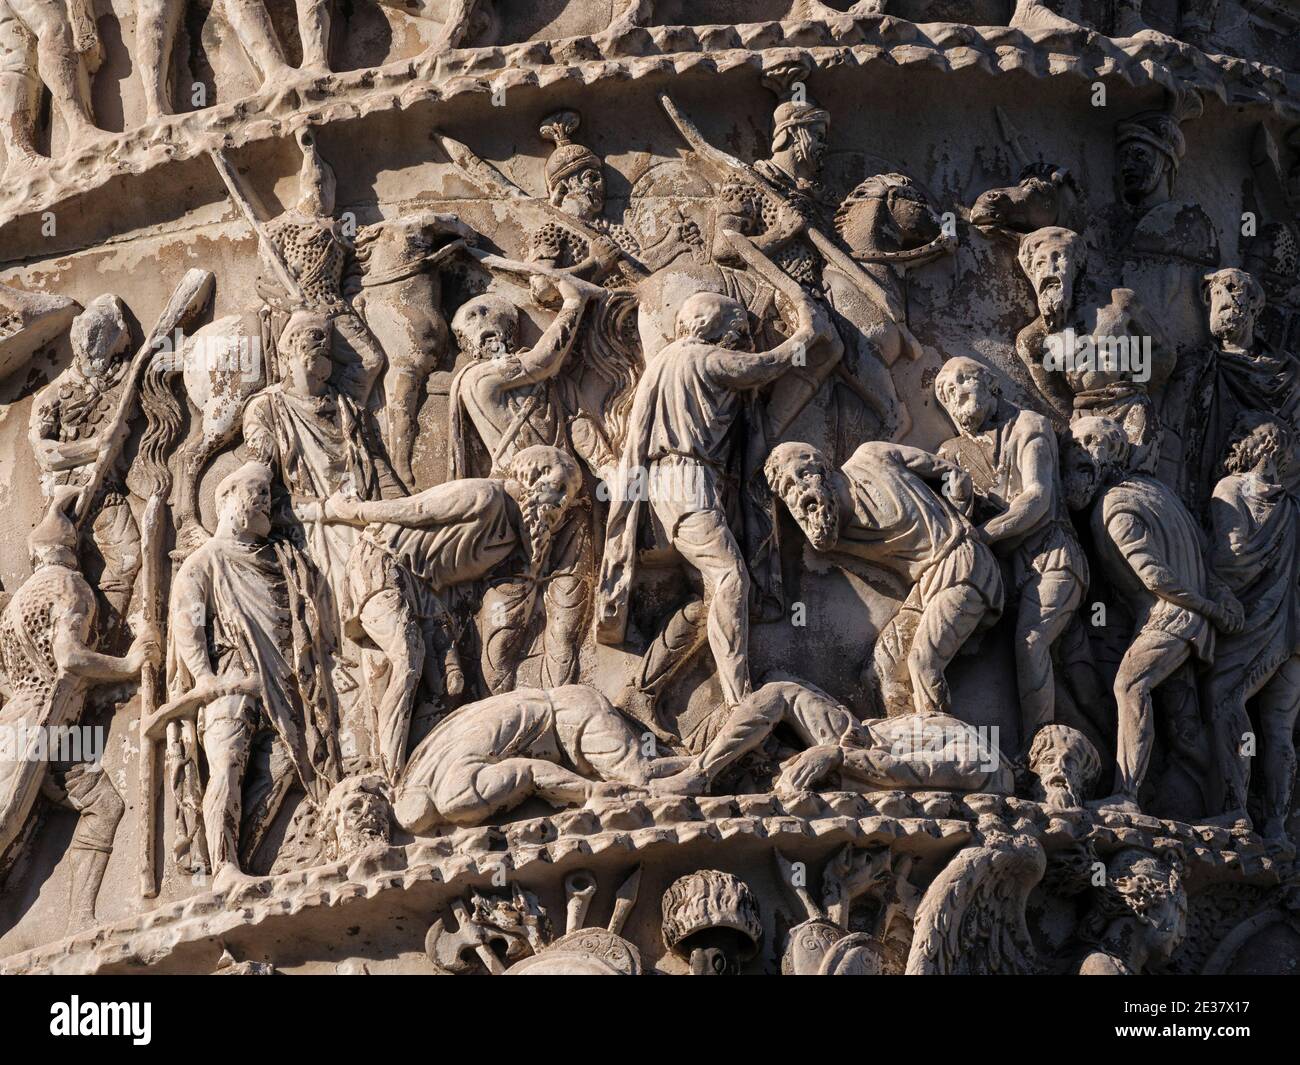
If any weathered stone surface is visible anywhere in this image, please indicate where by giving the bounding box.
[1,0,1299,977]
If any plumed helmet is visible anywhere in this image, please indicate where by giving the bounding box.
[539,110,601,195]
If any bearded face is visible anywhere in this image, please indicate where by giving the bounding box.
[1025,241,1076,330]
[714,307,752,352]
[1030,742,1085,810]
[328,789,390,860]
[781,466,840,552]
[457,303,517,361]
[939,369,997,434]
[1207,281,1256,349]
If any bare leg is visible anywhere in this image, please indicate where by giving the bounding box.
[223,0,295,82]
[296,0,332,73]
[661,679,853,794]
[618,597,707,741]
[134,0,182,120]
[1016,566,1083,736]
[671,508,752,707]
[1258,656,1300,841]
[63,766,125,930]
[0,18,41,178]
[870,602,921,717]
[358,587,424,782]
[17,0,97,146]
[1108,629,1191,805]
[907,582,991,716]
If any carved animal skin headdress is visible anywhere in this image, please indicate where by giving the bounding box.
[539,110,601,195]
[772,99,830,145]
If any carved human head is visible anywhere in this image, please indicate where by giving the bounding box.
[1115,104,1188,205]
[835,173,940,256]
[215,461,273,540]
[1092,847,1188,967]
[1202,267,1264,350]
[1017,227,1083,330]
[322,775,391,862]
[508,444,582,535]
[540,111,605,219]
[1026,724,1102,811]
[662,870,762,976]
[765,441,840,552]
[675,292,751,351]
[278,310,333,396]
[1223,415,1291,482]
[295,128,337,217]
[71,294,130,380]
[935,357,1002,435]
[451,293,519,360]
[770,99,830,180]
[28,486,80,569]
[1062,416,1129,511]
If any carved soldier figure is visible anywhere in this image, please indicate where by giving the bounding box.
[259,129,388,408]
[597,239,831,737]
[1062,417,1242,812]
[655,677,1013,799]
[527,109,691,300]
[1106,92,1220,351]
[1016,226,1174,471]
[312,445,582,782]
[0,489,158,928]
[245,311,401,645]
[766,441,1003,718]
[391,683,693,832]
[934,358,1089,737]
[166,463,339,888]
[0,0,100,179]
[1204,420,1300,843]
[712,78,830,294]
[448,275,599,691]
[29,295,141,636]
[1187,268,1300,505]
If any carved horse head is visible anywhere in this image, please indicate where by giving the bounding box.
[970,162,1083,239]
[834,173,951,267]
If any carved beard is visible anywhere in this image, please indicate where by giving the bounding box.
[1035,764,1082,810]
[791,481,839,551]
[333,811,389,859]
[1211,306,1248,346]
[518,487,564,568]
[1036,275,1070,330]
[472,331,511,360]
